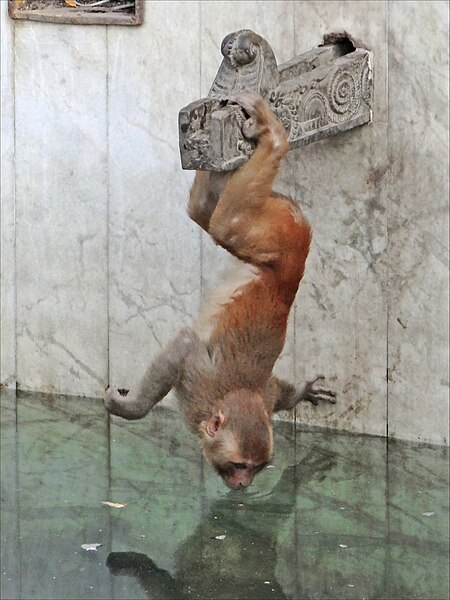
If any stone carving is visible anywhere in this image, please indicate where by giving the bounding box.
[179,30,373,171]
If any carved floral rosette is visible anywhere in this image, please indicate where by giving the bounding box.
[269,53,371,145]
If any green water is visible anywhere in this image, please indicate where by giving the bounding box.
[1,389,448,600]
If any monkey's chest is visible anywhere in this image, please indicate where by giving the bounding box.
[177,293,288,427]
[192,291,288,390]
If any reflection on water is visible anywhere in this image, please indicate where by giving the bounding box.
[1,389,449,600]
[107,451,336,600]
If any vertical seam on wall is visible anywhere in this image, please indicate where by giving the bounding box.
[12,20,21,595]
[198,0,206,531]
[292,6,300,597]
[292,0,298,426]
[292,0,297,388]
[13,18,18,391]
[105,30,113,595]
[386,1,390,440]
[198,0,202,121]
[198,0,204,303]
[106,26,110,390]
[12,2,21,561]
[384,5,391,591]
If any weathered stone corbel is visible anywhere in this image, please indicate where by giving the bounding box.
[179,30,373,171]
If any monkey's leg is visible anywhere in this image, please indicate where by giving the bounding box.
[208,93,297,265]
[188,170,231,232]
[272,376,336,412]
[210,94,289,217]
[105,328,198,420]
[188,92,285,239]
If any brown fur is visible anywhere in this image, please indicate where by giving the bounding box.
[105,92,335,489]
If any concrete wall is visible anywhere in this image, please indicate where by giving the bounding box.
[1,0,448,445]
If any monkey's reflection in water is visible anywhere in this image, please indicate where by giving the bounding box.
[107,449,335,600]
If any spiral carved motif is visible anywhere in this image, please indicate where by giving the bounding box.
[327,66,361,123]
[302,90,328,129]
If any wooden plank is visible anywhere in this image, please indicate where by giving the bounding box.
[8,0,144,25]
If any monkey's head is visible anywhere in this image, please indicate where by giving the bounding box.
[199,389,273,490]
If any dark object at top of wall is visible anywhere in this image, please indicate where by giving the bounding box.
[8,0,144,26]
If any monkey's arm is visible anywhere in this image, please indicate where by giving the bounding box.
[105,328,198,420]
[271,376,336,413]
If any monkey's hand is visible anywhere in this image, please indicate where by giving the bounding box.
[104,388,134,417]
[272,376,336,412]
[232,90,289,157]
[107,552,159,576]
[104,382,165,421]
[299,376,337,407]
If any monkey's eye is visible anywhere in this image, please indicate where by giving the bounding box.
[231,462,248,470]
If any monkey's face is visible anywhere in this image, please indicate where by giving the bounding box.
[213,459,269,490]
[200,391,273,490]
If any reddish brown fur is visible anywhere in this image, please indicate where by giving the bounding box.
[105,93,335,490]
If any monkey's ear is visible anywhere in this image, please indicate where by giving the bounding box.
[205,410,225,437]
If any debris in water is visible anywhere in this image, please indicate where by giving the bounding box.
[422,512,435,517]
[81,543,102,551]
[213,534,226,540]
[102,501,127,508]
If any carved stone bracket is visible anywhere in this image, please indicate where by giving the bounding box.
[179,30,373,171]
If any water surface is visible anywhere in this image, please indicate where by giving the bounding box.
[1,389,448,599]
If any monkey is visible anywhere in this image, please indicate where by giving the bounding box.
[105,92,336,490]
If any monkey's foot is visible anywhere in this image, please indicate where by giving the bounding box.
[300,376,337,407]
[232,91,289,156]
